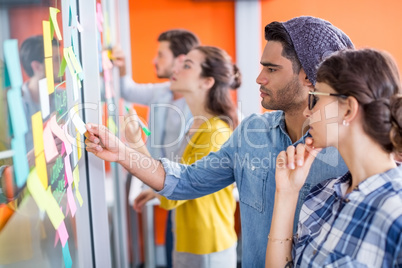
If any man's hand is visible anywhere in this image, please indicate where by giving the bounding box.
[85,123,125,162]
[112,46,126,77]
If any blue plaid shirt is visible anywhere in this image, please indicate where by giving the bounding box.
[294,165,402,267]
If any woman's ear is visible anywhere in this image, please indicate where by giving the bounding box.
[202,76,215,90]
[343,96,359,124]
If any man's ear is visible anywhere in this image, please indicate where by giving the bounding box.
[30,60,44,75]
[298,68,313,87]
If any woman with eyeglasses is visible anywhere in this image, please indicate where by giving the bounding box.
[265,49,402,267]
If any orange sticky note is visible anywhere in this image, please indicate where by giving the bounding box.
[43,21,52,58]
[35,151,48,189]
[32,111,44,156]
[45,57,55,94]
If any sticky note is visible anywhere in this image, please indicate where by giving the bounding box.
[3,39,23,88]
[64,155,73,186]
[71,136,78,168]
[49,7,62,41]
[43,21,52,58]
[7,88,28,136]
[108,116,117,134]
[27,168,47,210]
[43,122,59,163]
[45,186,65,230]
[62,241,72,268]
[67,187,77,217]
[76,132,81,160]
[49,115,74,145]
[11,136,29,187]
[58,56,67,78]
[45,57,55,94]
[39,78,50,118]
[57,221,69,247]
[35,151,48,189]
[67,47,82,74]
[70,113,86,135]
[96,3,103,32]
[32,111,44,156]
[73,166,83,207]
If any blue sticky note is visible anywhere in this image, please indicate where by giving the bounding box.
[7,88,28,136]
[62,241,72,268]
[3,40,23,88]
[11,135,29,187]
[3,62,11,88]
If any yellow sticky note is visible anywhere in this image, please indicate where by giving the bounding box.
[73,166,83,207]
[49,7,62,41]
[63,48,75,75]
[27,168,47,211]
[43,21,52,58]
[76,132,82,160]
[32,111,44,156]
[45,57,55,94]
[35,151,48,189]
[108,116,117,134]
[67,47,82,73]
[45,186,65,229]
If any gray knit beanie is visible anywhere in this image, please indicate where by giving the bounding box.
[282,16,354,85]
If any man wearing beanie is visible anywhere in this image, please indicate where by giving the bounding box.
[86,16,353,267]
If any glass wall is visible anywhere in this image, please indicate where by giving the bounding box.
[0,0,95,267]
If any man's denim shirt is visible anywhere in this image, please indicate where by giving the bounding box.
[158,111,348,267]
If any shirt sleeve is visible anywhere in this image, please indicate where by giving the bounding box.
[156,123,241,200]
[120,76,171,105]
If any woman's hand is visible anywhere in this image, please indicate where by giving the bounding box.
[133,189,158,213]
[275,137,321,194]
[85,123,126,162]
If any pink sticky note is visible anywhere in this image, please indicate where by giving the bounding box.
[49,115,74,145]
[57,221,69,248]
[65,200,70,217]
[54,231,59,247]
[64,155,73,186]
[96,3,103,32]
[43,122,59,162]
[61,142,66,155]
[67,187,77,217]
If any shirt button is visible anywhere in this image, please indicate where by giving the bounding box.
[251,166,256,171]
[313,250,317,255]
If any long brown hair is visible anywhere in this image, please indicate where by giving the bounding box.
[317,48,402,156]
[195,46,240,129]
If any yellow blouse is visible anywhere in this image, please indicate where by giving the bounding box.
[159,117,237,254]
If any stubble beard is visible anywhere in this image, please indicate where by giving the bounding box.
[261,76,306,114]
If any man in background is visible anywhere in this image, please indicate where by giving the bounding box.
[113,29,199,268]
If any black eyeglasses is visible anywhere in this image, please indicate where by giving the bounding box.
[308,91,348,110]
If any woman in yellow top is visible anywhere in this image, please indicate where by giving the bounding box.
[133,46,240,268]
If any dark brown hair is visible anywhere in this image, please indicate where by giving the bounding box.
[195,46,240,129]
[158,29,200,58]
[317,48,402,156]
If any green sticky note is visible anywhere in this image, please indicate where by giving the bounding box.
[58,56,67,78]
[49,7,62,41]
